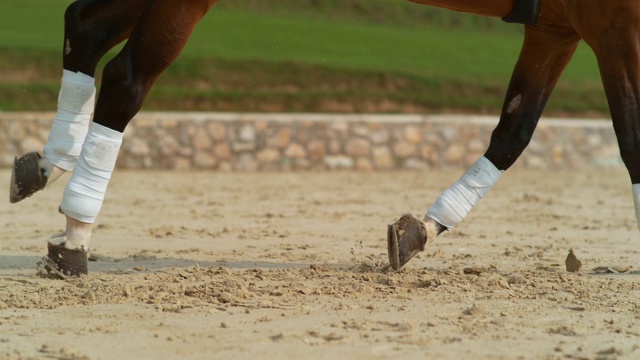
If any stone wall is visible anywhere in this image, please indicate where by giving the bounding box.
[0,112,622,171]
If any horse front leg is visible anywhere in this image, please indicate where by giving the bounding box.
[10,0,149,205]
[389,25,580,270]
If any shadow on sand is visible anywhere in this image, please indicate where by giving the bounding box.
[0,254,349,277]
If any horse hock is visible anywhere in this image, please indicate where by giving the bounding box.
[387,214,430,270]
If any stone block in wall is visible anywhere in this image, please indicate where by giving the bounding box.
[392,142,416,159]
[307,140,326,161]
[267,128,291,149]
[324,155,354,170]
[372,146,394,170]
[207,122,226,141]
[193,129,213,151]
[214,144,231,160]
[235,153,257,171]
[257,148,280,163]
[355,158,373,171]
[125,137,151,157]
[193,152,217,169]
[239,124,255,142]
[404,125,422,144]
[370,128,390,145]
[285,143,306,159]
[346,138,371,158]
[444,144,465,164]
[157,136,179,157]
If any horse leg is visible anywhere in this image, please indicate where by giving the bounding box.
[45,0,217,276]
[389,23,580,270]
[575,5,640,233]
[10,0,149,204]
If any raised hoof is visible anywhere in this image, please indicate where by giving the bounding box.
[387,214,428,271]
[38,243,89,279]
[10,152,48,203]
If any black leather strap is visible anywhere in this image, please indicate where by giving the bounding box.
[502,0,540,25]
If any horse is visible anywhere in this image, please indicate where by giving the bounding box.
[9,0,640,276]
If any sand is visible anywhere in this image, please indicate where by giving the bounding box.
[1,168,640,360]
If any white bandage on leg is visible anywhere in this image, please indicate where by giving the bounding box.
[633,184,640,230]
[43,70,96,171]
[60,122,123,224]
[427,156,503,229]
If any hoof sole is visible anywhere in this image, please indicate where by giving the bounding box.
[387,223,401,270]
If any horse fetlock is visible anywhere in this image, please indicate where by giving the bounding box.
[63,215,93,250]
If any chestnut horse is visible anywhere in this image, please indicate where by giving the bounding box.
[10,0,640,276]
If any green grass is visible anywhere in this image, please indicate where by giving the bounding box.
[0,0,65,51]
[0,0,607,116]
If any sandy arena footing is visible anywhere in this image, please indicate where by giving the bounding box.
[1,168,639,359]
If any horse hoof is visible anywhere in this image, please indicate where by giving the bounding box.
[387,214,429,271]
[10,152,48,203]
[38,243,89,278]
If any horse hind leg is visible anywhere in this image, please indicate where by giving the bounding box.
[388,25,580,270]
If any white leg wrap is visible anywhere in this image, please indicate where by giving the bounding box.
[60,122,123,224]
[43,70,96,171]
[427,156,503,229]
[633,184,640,231]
